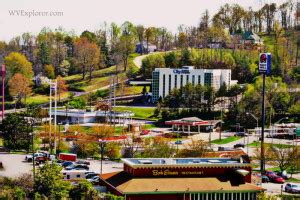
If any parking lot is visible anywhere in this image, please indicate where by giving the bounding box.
[0,152,123,178]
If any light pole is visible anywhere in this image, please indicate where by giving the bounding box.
[29,132,35,183]
[1,64,5,120]
[98,139,106,175]
[57,122,62,156]
[274,117,288,125]
[246,112,259,131]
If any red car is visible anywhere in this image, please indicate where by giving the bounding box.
[265,171,285,183]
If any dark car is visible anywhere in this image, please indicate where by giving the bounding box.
[85,173,98,179]
[234,132,247,137]
[175,140,183,145]
[285,183,300,194]
[66,164,89,170]
[76,160,90,165]
[261,175,270,183]
[61,161,74,168]
[233,143,245,148]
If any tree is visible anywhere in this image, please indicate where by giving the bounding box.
[38,41,51,66]
[35,163,71,198]
[145,27,155,53]
[69,180,99,199]
[105,142,121,160]
[116,35,135,71]
[164,52,179,68]
[44,64,55,79]
[269,146,299,173]
[91,125,114,139]
[142,137,176,158]
[141,54,165,79]
[4,52,33,79]
[8,73,32,104]
[56,75,68,102]
[74,140,99,158]
[74,37,100,80]
[136,25,145,54]
[0,113,32,151]
[59,59,71,76]
[176,139,210,157]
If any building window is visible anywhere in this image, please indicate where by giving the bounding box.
[192,75,195,85]
[204,73,212,86]
[186,75,189,84]
[163,74,166,97]
[169,74,171,93]
[180,75,183,87]
[152,71,160,102]
[198,75,201,85]
[175,75,177,88]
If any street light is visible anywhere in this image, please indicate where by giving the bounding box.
[246,112,259,130]
[98,139,106,175]
[274,117,289,125]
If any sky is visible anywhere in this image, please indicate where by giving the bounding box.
[0,0,287,41]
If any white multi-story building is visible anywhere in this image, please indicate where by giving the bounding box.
[152,66,237,102]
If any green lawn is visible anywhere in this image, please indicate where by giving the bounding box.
[65,53,140,93]
[247,141,294,148]
[0,138,3,146]
[114,107,157,120]
[211,136,241,144]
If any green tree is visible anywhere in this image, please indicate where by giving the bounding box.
[164,52,179,68]
[141,54,165,78]
[142,137,175,158]
[0,113,32,151]
[116,35,135,71]
[105,142,121,160]
[4,52,33,79]
[44,64,55,79]
[35,163,71,198]
[69,180,99,199]
[38,41,51,66]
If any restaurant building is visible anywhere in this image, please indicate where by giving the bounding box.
[100,157,264,200]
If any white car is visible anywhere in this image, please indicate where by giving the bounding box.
[285,183,300,194]
[25,153,44,162]
[87,176,100,184]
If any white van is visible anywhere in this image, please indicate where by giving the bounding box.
[62,170,87,180]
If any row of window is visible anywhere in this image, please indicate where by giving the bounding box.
[161,73,211,98]
[190,192,258,200]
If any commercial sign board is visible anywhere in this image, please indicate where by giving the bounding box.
[259,53,271,75]
[173,69,190,74]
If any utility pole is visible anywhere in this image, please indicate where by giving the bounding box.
[49,80,57,155]
[1,65,5,120]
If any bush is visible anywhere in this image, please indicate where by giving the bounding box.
[69,97,86,109]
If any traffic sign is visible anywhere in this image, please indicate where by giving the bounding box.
[259,53,271,75]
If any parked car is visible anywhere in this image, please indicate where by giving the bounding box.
[274,171,288,180]
[61,161,74,168]
[261,175,270,183]
[285,183,300,194]
[76,160,90,165]
[265,171,285,183]
[66,164,89,170]
[175,140,183,145]
[25,153,45,162]
[234,132,247,137]
[86,173,98,179]
[233,143,245,148]
[87,176,100,184]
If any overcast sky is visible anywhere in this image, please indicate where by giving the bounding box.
[0,0,287,41]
